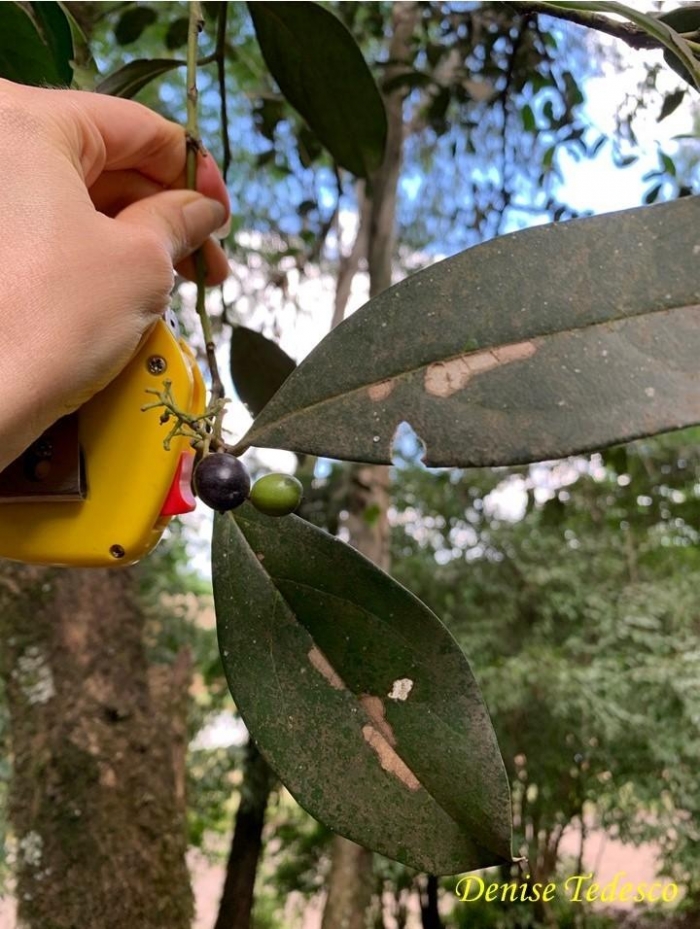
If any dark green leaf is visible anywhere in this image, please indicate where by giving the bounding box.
[165,16,189,50]
[590,134,607,157]
[562,70,584,107]
[660,152,676,177]
[253,97,285,142]
[95,58,185,98]
[658,89,686,122]
[256,149,276,168]
[657,5,700,88]
[114,5,157,45]
[32,2,73,85]
[656,4,700,32]
[521,103,536,133]
[237,197,700,467]
[247,1,387,177]
[0,2,72,86]
[644,183,663,204]
[202,1,223,20]
[664,46,697,87]
[613,153,638,168]
[230,327,296,418]
[213,506,513,874]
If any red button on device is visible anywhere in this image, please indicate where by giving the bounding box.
[160,452,197,517]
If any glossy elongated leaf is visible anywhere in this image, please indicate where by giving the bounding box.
[213,506,513,874]
[230,326,296,418]
[33,2,74,85]
[236,197,700,468]
[656,4,700,87]
[0,2,72,86]
[95,58,185,98]
[248,2,387,177]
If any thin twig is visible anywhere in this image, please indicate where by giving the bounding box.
[215,3,232,181]
[508,1,658,48]
[186,1,227,428]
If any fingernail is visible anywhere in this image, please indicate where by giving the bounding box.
[214,216,232,239]
[182,197,227,239]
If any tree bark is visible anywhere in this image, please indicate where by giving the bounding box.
[419,875,443,929]
[213,739,276,929]
[0,564,192,929]
[321,5,419,928]
[321,837,374,929]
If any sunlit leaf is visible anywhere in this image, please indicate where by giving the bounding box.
[213,505,513,874]
[248,1,387,177]
[236,197,700,467]
[95,58,185,98]
[230,327,296,418]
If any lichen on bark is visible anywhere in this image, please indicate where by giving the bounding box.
[0,563,193,929]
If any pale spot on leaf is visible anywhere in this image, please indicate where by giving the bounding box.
[388,678,414,701]
[362,724,421,791]
[308,646,344,690]
[368,378,396,401]
[360,694,395,746]
[425,340,537,398]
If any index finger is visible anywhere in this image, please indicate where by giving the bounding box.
[60,89,229,212]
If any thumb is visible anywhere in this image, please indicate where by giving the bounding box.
[115,189,227,267]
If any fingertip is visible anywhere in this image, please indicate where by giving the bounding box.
[176,237,229,285]
[196,150,230,218]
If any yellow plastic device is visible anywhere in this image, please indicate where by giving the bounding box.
[0,317,206,568]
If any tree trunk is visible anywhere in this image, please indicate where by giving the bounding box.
[0,564,192,929]
[321,5,418,928]
[213,739,276,929]
[419,875,443,929]
[320,463,389,929]
[321,838,374,929]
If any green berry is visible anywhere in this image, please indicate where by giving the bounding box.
[194,453,250,512]
[250,473,303,517]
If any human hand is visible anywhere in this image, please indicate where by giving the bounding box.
[0,78,231,471]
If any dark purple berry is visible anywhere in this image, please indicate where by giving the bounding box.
[193,453,250,512]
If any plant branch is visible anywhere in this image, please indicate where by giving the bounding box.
[186,0,227,431]
[215,3,232,181]
[510,1,700,90]
[509,1,656,48]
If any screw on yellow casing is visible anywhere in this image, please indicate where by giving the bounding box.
[0,319,206,568]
